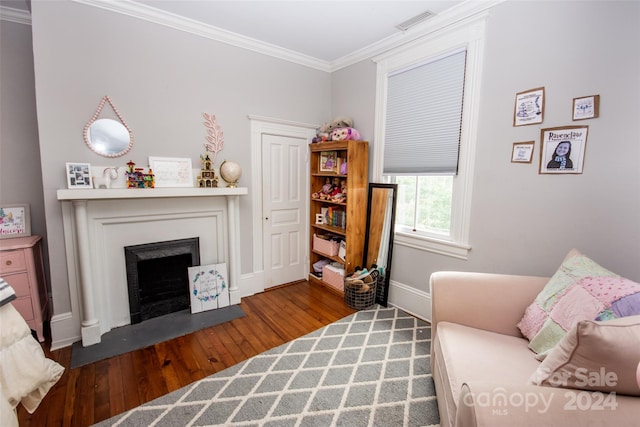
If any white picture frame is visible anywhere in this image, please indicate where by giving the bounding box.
[148,156,194,188]
[66,162,93,189]
[572,95,600,121]
[0,204,31,239]
[188,263,230,313]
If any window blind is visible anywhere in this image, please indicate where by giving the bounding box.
[383,50,466,175]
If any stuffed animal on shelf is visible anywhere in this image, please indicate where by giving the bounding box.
[331,127,361,141]
[312,116,354,142]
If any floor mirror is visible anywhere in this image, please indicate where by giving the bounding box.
[362,183,398,307]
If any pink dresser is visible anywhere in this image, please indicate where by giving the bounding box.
[0,235,48,342]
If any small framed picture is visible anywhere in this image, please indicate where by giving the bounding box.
[514,87,545,126]
[148,156,194,187]
[320,151,337,172]
[188,263,229,314]
[511,141,535,163]
[572,95,600,121]
[539,125,589,174]
[66,162,93,189]
[0,204,31,239]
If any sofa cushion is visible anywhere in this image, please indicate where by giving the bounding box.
[517,249,640,358]
[433,321,539,422]
[530,315,640,396]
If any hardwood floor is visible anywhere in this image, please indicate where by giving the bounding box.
[17,281,355,427]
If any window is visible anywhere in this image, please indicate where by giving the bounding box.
[372,18,486,259]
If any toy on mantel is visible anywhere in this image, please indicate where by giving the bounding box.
[125,160,154,188]
[197,151,219,188]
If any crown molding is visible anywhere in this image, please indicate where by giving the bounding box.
[71,0,504,74]
[330,0,505,72]
[72,0,331,72]
[0,6,31,25]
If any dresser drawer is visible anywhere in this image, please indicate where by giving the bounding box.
[12,296,34,322]
[2,272,30,297]
[0,250,26,274]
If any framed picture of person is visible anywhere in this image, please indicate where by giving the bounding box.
[539,126,589,174]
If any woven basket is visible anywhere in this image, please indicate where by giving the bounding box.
[344,274,377,310]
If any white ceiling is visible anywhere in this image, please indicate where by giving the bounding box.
[132,1,464,62]
[2,0,465,63]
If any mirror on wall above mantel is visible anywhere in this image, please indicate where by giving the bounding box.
[362,183,398,307]
[83,95,134,158]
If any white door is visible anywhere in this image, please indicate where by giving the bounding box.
[262,134,307,288]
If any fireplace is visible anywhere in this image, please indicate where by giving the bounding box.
[124,237,200,324]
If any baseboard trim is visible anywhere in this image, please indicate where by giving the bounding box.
[387,280,432,323]
[50,311,80,351]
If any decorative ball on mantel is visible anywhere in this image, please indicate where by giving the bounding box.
[219,160,242,188]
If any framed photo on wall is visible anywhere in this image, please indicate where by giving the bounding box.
[514,87,545,126]
[0,204,31,239]
[66,162,93,189]
[572,95,600,120]
[511,141,535,163]
[539,125,589,174]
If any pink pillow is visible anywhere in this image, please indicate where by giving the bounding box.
[517,249,640,358]
[530,316,640,396]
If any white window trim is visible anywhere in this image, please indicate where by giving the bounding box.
[372,15,487,260]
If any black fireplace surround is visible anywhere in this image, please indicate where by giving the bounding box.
[124,237,200,324]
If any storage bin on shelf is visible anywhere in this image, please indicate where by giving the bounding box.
[322,263,345,291]
[344,269,378,310]
[313,233,339,256]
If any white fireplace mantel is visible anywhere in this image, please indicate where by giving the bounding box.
[57,187,248,347]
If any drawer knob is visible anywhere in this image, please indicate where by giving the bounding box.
[5,260,11,266]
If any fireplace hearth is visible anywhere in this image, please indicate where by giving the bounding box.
[125,238,200,324]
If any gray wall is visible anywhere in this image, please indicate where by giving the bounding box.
[332,0,640,295]
[0,18,49,283]
[29,0,330,318]
[3,0,639,329]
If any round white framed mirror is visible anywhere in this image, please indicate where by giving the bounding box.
[86,118,131,157]
[83,96,133,158]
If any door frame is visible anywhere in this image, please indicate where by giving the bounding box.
[249,115,318,291]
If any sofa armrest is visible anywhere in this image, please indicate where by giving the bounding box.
[456,382,639,427]
[430,271,549,340]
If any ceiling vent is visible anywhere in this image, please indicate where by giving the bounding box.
[395,10,435,31]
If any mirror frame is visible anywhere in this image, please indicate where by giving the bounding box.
[362,183,398,307]
[83,95,134,158]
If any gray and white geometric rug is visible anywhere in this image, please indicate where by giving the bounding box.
[94,306,440,427]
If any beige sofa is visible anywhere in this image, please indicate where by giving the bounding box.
[430,271,640,427]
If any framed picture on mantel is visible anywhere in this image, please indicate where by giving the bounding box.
[66,162,93,189]
[149,156,194,188]
[0,204,31,239]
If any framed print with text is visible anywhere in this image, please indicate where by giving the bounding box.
[514,87,545,126]
[511,141,535,163]
[0,204,31,239]
[148,156,194,187]
[539,126,588,174]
